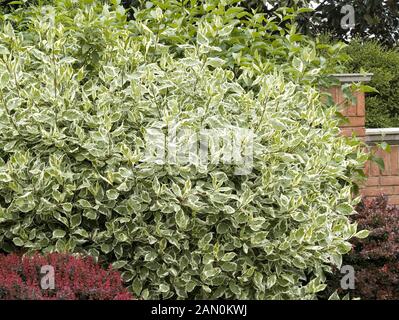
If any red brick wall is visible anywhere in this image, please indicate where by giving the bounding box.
[330,85,399,205]
[363,146,399,205]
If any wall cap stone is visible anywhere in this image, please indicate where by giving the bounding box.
[331,73,373,83]
[366,128,399,145]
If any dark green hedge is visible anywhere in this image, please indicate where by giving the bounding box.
[345,40,399,128]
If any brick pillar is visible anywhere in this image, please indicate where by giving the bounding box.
[328,74,372,139]
[329,74,374,199]
[338,90,366,139]
[329,74,399,206]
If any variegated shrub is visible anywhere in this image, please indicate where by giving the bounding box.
[0,1,368,299]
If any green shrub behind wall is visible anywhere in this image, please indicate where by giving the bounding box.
[345,40,399,128]
[0,1,367,299]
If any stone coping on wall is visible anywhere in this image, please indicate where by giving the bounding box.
[366,128,399,145]
[331,73,373,83]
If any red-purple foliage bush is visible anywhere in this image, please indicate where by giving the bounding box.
[0,253,133,300]
[323,196,399,300]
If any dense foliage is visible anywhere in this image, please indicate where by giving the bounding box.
[117,1,399,47]
[323,196,399,300]
[238,0,399,47]
[1,0,348,84]
[2,1,399,47]
[0,253,133,299]
[345,39,399,128]
[0,0,53,15]
[0,0,367,299]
